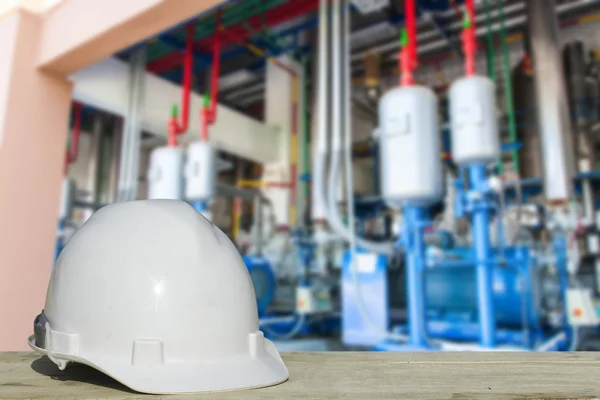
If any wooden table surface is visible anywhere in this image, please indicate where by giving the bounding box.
[0,352,599,399]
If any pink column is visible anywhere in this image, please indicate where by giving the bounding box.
[0,9,72,350]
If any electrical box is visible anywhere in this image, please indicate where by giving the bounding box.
[379,85,443,207]
[185,141,216,201]
[296,285,333,315]
[147,146,184,200]
[566,288,600,327]
[449,75,500,164]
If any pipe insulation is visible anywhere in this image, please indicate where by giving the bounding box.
[311,0,329,221]
[526,0,575,202]
[319,0,395,255]
[117,47,146,202]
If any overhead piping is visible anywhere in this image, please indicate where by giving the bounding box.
[201,10,223,142]
[168,23,195,147]
[147,0,318,74]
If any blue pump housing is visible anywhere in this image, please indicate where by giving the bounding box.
[341,246,544,347]
[426,247,541,329]
[243,255,277,315]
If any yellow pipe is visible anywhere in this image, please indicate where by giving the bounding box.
[289,74,299,227]
[236,179,267,188]
[578,12,600,24]
[232,197,242,240]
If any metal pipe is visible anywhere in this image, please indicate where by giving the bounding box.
[404,206,428,347]
[117,46,146,202]
[312,0,329,222]
[469,164,496,348]
[168,23,195,147]
[84,115,104,220]
[106,117,122,204]
[497,0,519,176]
[483,0,496,80]
[527,0,575,203]
[463,0,477,76]
[564,42,595,218]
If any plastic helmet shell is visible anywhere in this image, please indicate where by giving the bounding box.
[29,200,288,394]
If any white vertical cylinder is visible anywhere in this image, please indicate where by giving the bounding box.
[379,85,443,207]
[449,75,500,165]
[185,141,216,201]
[147,146,184,200]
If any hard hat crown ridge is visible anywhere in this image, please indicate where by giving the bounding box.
[30,200,288,394]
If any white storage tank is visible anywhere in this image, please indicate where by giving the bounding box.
[185,141,216,201]
[449,75,500,165]
[147,146,184,200]
[378,85,443,207]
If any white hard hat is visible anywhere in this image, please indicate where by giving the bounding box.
[29,200,288,394]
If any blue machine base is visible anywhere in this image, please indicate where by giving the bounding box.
[260,313,340,340]
[374,342,434,352]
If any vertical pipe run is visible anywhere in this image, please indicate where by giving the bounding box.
[117,46,146,202]
[469,163,496,348]
[290,76,299,227]
[497,0,519,175]
[312,0,329,222]
[168,23,196,147]
[404,206,428,347]
[526,0,575,203]
[462,0,477,76]
[483,0,495,80]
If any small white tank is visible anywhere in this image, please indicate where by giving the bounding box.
[185,141,216,201]
[147,146,184,200]
[379,85,443,207]
[449,75,500,165]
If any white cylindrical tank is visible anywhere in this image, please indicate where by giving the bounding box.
[449,75,500,165]
[379,85,443,207]
[185,141,216,201]
[147,146,184,200]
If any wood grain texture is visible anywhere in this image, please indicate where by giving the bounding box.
[0,352,599,399]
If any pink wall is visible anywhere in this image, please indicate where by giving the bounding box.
[0,9,72,350]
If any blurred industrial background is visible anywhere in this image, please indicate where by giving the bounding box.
[2,0,600,352]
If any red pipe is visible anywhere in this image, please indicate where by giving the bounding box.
[67,102,82,164]
[64,102,82,175]
[406,0,417,65]
[462,0,477,76]
[167,23,195,147]
[201,10,222,141]
[400,0,417,86]
[147,0,318,74]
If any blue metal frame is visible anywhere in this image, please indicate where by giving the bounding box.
[467,163,497,347]
[401,206,430,348]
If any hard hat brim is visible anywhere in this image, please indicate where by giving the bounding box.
[28,335,288,394]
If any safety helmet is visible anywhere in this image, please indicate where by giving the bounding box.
[29,200,288,394]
